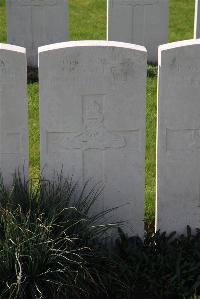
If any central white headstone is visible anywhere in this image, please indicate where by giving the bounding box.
[157,40,200,234]
[6,0,68,67]
[0,44,28,184]
[107,0,168,64]
[39,41,147,237]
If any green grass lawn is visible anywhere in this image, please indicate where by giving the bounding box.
[0,0,196,226]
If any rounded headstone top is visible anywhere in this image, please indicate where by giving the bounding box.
[0,43,26,54]
[158,39,200,65]
[159,39,200,52]
[38,40,147,54]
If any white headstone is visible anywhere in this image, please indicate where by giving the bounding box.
[157,40,200,234]
[194,0,200,38]
[0,44,28,184]
[6,0,68,67]
[107,0,168,64]
[39,41,147,237]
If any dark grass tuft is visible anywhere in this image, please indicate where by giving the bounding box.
[0,174,200,298]
[0,173,120,299]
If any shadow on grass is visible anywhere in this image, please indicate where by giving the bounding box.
[27,66,38,83]
[147,64,158,78]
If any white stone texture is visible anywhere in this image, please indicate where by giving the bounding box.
[194,0,200,38]
[39,41,147,237]
[6,0,68,67]
[0,44,28,184]
[156,40,200,234]
[107,0,168,64]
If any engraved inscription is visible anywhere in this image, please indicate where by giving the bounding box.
[61,54,80,72]
[166,128,200,151]
[111,64,127,82]
[46,94,140,184]
[62,96,126,150]
[170,59,200,74]
[47,94,140,153]
[111,59,135,82]
[168,60,200,87]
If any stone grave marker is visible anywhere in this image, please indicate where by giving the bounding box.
[0,44,28,184]
[194,0,200,38]
[157,40,200,234]
[6,0,68,67]
[107,0,168,64]
[39,41,147,236]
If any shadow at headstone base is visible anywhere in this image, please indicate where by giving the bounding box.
[27,66,38,83]
[147,64,158,78]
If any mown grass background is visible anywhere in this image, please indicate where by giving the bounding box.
[0,0,196,226]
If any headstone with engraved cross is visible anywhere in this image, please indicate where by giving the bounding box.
[0,44,28,185]
[157,40,200,235]
[194,0,200,38]
[39,41,147,237]
[107,0,168,64]
[6,0,68,67]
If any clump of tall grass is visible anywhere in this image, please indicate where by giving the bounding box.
[0,173,119,299]
[2,173,199,299]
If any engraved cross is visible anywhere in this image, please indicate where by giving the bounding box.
[47,94,140,182]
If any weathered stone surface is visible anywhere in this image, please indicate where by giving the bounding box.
[0,44,28,184]
[107,0,168,64]
[39,41,147,237]
[6,0,68,67]
[194,0,200,38]
[156,40,200,234]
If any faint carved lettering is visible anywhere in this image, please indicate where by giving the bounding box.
[62,54,80,72]
[111,60,134,82]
